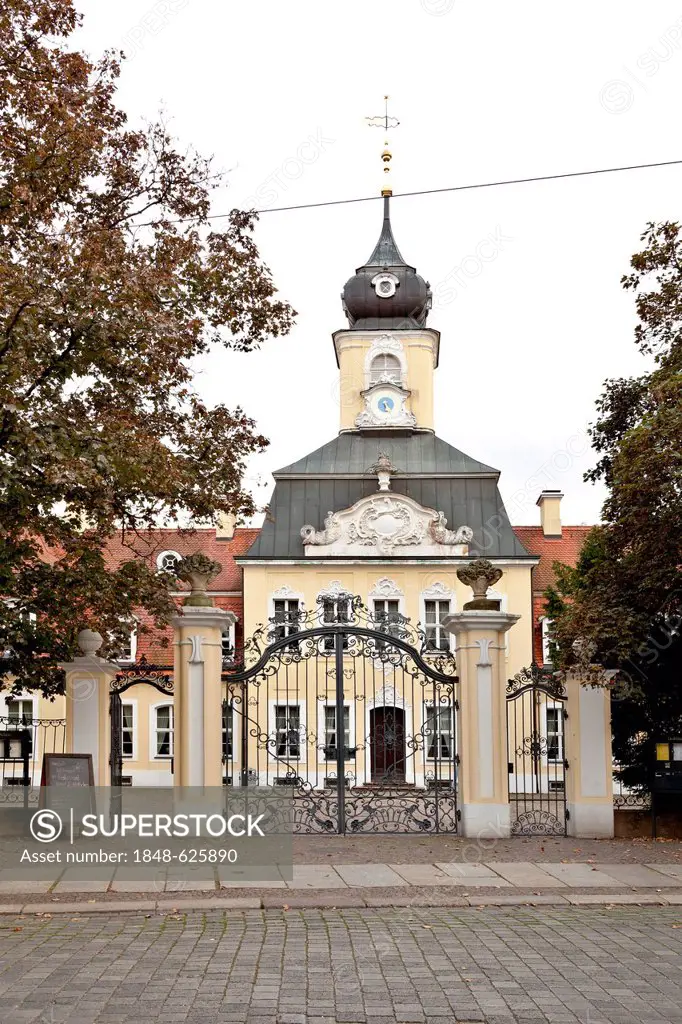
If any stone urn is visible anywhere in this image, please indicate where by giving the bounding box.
[175,553,222,607]
[456,559,503,611]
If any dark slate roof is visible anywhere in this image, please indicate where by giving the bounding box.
[275,433,498,477]
[364,201,412,269]
[244,433,531,560]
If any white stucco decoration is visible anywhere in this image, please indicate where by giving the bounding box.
[302,493,472,558]
[369,577,404,598]
[271,585,299,599]
[317,580,352,600]
[421,580,453,599]
[370,272,400,298]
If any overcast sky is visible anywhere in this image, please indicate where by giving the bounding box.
[76,0,681,528]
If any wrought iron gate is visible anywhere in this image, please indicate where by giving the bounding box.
[0,716,66,806]
[223,600,459,834]
[507,665,568,836]
[110,662,174,797]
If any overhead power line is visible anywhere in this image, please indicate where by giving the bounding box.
[174,156,682,223]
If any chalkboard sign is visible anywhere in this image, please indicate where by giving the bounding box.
[40,753,94,789]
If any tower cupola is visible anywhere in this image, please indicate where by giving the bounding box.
[341,196,432,330]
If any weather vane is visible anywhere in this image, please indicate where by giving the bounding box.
[365,96,399,196]
[365,95,400,131]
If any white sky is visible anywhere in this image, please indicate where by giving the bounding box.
[75,0,682,527]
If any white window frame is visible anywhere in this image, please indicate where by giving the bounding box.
[424,702,456,761]
[541,616,554,665]
[268,701,306,761]
[150,701,174,760]
[269,590,304,647]
[221,622,236,664]
[120,700,137,761]
[542,700,564,763]
[156,550,182,574]
[318,701,355,762]
[317,586,353,652]
[363,336,407,390]
[420,584,455,654]
[119,627,137,664]
[369,352,402,386]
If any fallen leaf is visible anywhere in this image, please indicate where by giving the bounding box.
[12,927,21,932]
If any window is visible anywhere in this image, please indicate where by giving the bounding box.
[274,705,300,758]
[424,600,451,652]
[154,705,174,758]
[6,699,34,755]
[6,699,33,727]
[272,598,300,646]
[121,703,134,759]
[119,629,137,664]
[425,705,455,760]
[157,550,181,574]
[324,705,351,760]
[321,595,351,651]
[372,599,403,647]
[546,706,564,762]
[370,353,402,386]
[221,625,235,665]
[222,704,233,760]
[541,617,554,665]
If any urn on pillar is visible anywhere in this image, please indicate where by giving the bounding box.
[443,560,520,838]
[172,553,235,789]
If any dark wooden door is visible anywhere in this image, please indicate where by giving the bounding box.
[370,707,406,782]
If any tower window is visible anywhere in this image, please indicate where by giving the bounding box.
[370,353,402,386]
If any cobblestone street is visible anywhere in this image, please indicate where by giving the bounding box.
[3,906,682,1024]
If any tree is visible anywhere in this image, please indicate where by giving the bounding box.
[0,0,294,693]
[548,221,682,786]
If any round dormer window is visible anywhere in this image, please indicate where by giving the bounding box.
[371,272,399,299]
[157,550,181,574]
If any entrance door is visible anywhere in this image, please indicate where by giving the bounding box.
[370,707,406,782]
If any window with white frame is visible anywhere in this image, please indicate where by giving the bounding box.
[274,704,301,758]
[372,599,402,641]
[369,352,402,386]
[157,550,181,574]
[272,598,300,646]
[154,704,174,758]
[6,698,34,755]
[546,705,564,762]
[222,704,233,760]
[119,629,137,664]
[541,617,554,665]
[121,703,135,759]
[425,704,455,760]
[424,599,451,652]
[221,624,236,664]
[323,705,351,759]
[321,594,351,651]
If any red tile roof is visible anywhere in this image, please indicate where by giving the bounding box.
[102,528,260,592]
[513,526,593,591]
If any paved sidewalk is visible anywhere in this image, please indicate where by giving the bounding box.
[2,861,682,913]
[4,905,682,1023]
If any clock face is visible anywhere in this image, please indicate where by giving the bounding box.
[377,395,395,414]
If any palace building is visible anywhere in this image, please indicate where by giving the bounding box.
[2,189,598,838]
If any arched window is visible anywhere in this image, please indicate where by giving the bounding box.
[370,353,402,386]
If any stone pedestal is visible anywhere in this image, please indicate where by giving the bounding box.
[565,676,614,838]
[171,607,235,789]
[443,611,520,838]
[59,631,120,786]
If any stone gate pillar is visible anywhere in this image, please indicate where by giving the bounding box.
[564,674,614,838]
[59,630,120,786]
[443,561,520,839]
[171,554,236,789]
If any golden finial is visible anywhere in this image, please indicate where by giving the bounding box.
[366,95,399,197]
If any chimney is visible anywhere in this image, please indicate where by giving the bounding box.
[536,490,563,538]
[216,512,237,541]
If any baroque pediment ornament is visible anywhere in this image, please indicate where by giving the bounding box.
[369,577,404,598]
[430,512,474,546]
[300,511,341,546]
[300,493,473,557]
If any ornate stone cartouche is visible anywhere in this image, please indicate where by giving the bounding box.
[457,559,504,611]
